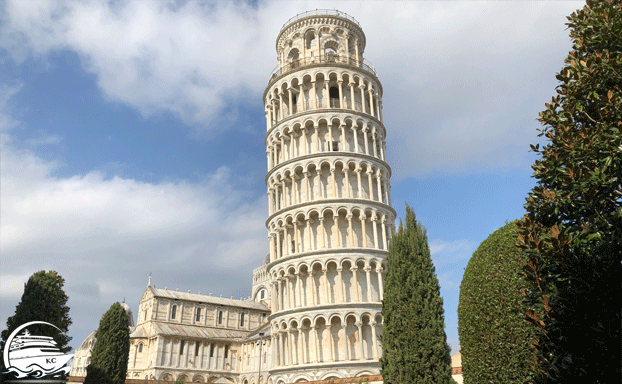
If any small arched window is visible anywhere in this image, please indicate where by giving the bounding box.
[138,344,143,353]
[180,340,185,355]
[195,307,201,322]
[218,310,223,325]
[171,305,177,319]
[260,290,265,299]
[239,313,245,327]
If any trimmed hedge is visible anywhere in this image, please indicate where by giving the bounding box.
[458,221,533,383]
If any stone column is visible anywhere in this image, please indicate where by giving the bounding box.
[301,127,308,155]
[296,273,303,307]
[288,88,293,116]
[311,271,317,306]
[293,222,299,254]
[336,267,344,303]
[283,226,289,257]
[377,268,384,300]
[314,124,321,152]
[319,217,325,249]
[287,276,294,309]
[307,219,313,251]
[365,267,372,302]
[356,321,365,360]
[331,168,337,198]
[311,81,317,109]
[346,214,354,248]
[351,266,359,302]
[381,220,388,250]
[361,216,367,248]
[268,233,275,262]
[372,131,378,158]
[359,85,367,114]
[322,268,329,304]
[343,168,351,198]
[368,88,375,117]
[312,326,319,363]
[342,324,349,361]
[380,138,386,161]
[363,127,370,155]
[367,171,374,200]
[267,148,272,170]
[291,175,297,205]
[349,82,356,110]
[355,168,362,198]
[372,217,379,249]
[324,80,329,108]
[327,324,334,362]
[276,230,282,259]
[278,92,284,120]
[337,80,344,108]
[340,124,347,151]
[304,171,310,201]
[278,332,284,366]
[376,173,382,202]
[371,321,379,360]
[351,126,359,153]
[271,282,277,312]
[297,327,304,365]
[287,329,293,366]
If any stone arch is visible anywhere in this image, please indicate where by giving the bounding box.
[319,372,344,380]
[192,374,205,383]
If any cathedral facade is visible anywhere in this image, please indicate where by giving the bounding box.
[71,10,393,384]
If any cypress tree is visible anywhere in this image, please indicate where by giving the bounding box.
[84,302,130,384]
[1,270,72,379]
[380,205,452,384]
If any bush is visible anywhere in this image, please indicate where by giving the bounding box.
[458,221,533,383]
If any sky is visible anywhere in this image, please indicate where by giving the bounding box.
[0,0,583,356]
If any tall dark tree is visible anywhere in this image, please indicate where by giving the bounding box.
[380,205,452,384]
[458,221,533,383]
[1,270,72,377]
[517,0,621,382]
[84,302,130,384]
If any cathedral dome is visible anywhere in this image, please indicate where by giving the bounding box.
[121,300,134,327]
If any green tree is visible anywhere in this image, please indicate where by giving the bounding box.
[380,205,452,384]
[458,221,533,383]
[517,0,621,382]
[84,302,130,384]
[1,270,72,378]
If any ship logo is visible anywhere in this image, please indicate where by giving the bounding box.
[2,321,74,378]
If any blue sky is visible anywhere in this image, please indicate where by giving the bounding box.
[0,0,583,355]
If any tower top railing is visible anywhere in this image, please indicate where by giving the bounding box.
[280,9,361,31]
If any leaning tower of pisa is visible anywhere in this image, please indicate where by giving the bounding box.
[264,10,395,383]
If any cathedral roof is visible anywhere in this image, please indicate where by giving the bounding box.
[150,321,251,341]
[150,287,269,311]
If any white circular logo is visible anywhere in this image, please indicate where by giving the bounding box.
[3,321,74,378]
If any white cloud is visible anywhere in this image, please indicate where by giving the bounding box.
[0,1,581,177]
[0,272,32,298]
[0,87,267,343]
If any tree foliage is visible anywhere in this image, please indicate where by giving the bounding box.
[458,221,533,383]
[84,302,130,384]
[380,205,452,384]
[1,270,72,377]
[516,0,622,381]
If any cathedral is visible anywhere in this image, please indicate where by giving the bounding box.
[71,10,394,384]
